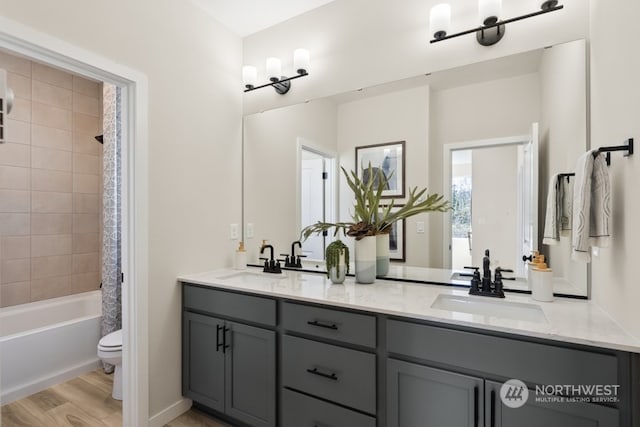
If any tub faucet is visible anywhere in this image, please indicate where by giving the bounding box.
[280,240,306,268]
[260,244,282,274]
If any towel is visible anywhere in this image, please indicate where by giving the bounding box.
[571,150,611,262]
[560,177,573,233]
[543,174,561,245]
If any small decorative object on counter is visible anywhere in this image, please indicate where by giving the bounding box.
[235,241,247,270]
[523,251,546,288]
[531,263,554,302]
[326,240,350,284]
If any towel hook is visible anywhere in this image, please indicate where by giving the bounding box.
[594,138,634,166]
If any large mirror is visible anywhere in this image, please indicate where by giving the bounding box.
[243,39,588,297]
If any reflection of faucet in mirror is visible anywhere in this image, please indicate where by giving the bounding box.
[260,244,282,274]
[281,241,306,269]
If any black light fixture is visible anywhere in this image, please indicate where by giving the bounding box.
[429,0,563,46]
[243,49,310,95]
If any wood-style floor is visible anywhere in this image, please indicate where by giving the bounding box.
[1,369,227,427]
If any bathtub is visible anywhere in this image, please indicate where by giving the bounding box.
[0,290,102,404]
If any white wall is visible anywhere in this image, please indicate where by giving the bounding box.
[589,0,640,338]
[242,0,589,115]
[0,0,243,418]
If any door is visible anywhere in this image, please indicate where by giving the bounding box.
[225,321,276,427]
[485,380,619,427]
[387,359,484,427]
[182,312,225,412]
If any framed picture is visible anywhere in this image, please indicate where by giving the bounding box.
[380,205,406,262]
[355,141,405,199]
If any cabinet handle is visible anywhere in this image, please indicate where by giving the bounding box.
[474,386,479,427]
[306,367,338,381]
[222,325,230,353]
[307,320,338,330]
[490,390,496,427]
[216,324,223,352]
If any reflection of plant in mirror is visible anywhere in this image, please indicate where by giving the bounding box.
[301,164,451,240]
[325,240,350,279]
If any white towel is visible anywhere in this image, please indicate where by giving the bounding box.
[543,174,561,245]
[571,150,611,262]
[560,177,573,233]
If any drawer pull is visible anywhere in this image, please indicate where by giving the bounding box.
[307,320,338,330]
[216,324,223,352]
[306,367,338,381]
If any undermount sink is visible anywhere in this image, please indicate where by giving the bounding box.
[216,270,287,285]
[431,294,547,324]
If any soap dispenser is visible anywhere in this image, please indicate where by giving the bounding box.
[235,241,247,270]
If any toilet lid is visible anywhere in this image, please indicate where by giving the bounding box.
[99,329,122,348]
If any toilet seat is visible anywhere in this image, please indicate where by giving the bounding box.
[99,329,122,351]
[97,328,123,401]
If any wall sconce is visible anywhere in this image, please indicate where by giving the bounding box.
[429,0,563,46]
[243,48,310,95]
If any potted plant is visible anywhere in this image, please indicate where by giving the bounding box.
[325,240,350,284]
[302,164,450,283]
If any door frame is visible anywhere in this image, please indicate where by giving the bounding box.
[0,16,149,426]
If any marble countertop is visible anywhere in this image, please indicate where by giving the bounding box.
[178,267,640,353]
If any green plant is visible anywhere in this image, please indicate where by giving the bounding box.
[301,164,450,241]
[325,240,350,279]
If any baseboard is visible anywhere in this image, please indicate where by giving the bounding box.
[148,397,192,427]
[0,359,100,405]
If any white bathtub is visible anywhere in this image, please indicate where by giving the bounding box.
[0,290,102,404]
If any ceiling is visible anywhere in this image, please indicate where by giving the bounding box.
[189,0,339,37]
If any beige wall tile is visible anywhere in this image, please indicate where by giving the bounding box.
[72,252,99,274]
[31,102,73,130]
[31,235,72,257]
[73,214,99,233]
[5,119,31,145]
[0,281,31,307]
[73,233,100,253]
[31,275,71,301]
[7,72,31,99]
[72,76,101,98]
[71,272,100,294]
[73,113,101,134]
[32,191,72,213]
[31,124,73,151]
[73,132,103,155]
[32,80,73,110]
[1,258,30,283]
[8,97,31,122]
[0,142,30,167]
[31,169,72,192]
[73,173,99,194]
[31,213,72,235]
[32,146,72,171]
[0,51,31,76]
[0,213,29,236]
[0,189,30,212]
[1,236,30,259]
[0,166,30,190]
[73,193,99,213]
[32,62,73,89]
[73,153,100,175]
[31,255,71,279]
[73,93,100,117]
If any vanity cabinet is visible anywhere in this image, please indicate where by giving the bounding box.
[182,285,276,427]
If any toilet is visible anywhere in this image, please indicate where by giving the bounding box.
[97,329,123,400]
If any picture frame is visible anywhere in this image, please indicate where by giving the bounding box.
[380,205,406,262]
[355,141,405,199]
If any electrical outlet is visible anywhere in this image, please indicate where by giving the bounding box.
[246,223,254,238]
[230,223,239,240]
[416,221,425,233]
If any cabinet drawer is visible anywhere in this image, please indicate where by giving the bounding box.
[282,335,376,414]
[282,388,376,427]
[183,284,276,326]
[387,319,618,387]
[281,302,376,348]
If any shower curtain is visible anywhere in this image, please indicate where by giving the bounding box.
[101,83,122,372]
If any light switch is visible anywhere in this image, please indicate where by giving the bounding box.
[417,221,425,233]
[230,223,239,240]
[246,223,254,238]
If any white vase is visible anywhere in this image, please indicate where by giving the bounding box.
[328,250,347,284]
[376,233,390,276]
[355,235,376,284]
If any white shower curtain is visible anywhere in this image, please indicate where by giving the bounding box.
[101,83,122,372]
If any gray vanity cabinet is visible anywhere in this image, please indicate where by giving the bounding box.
[387,358,484,427]
[485,380,619,427]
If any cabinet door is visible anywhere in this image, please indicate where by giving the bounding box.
[224,321,276,427]
[485,380,619,427]
[387,358,484,427]
[182,312,225,412]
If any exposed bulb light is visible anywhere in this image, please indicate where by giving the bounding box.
[242,65,257,89]
[266,57,282,82]
[429,4,451,40]
[293,48,310,74]
[243,49,311,94]
[479,0,502,26]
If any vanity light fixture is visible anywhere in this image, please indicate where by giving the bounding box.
[429,0,563,46]
[243,48,310,95]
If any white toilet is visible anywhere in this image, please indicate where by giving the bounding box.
[97,329,123,400]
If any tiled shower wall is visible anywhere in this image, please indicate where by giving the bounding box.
[0,50,103,307]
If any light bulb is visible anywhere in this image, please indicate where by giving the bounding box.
[479,0,502,26]
[266,57,282,82]
[242,65,257,89]
[293,49,310,74]
[429,4,451,40]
